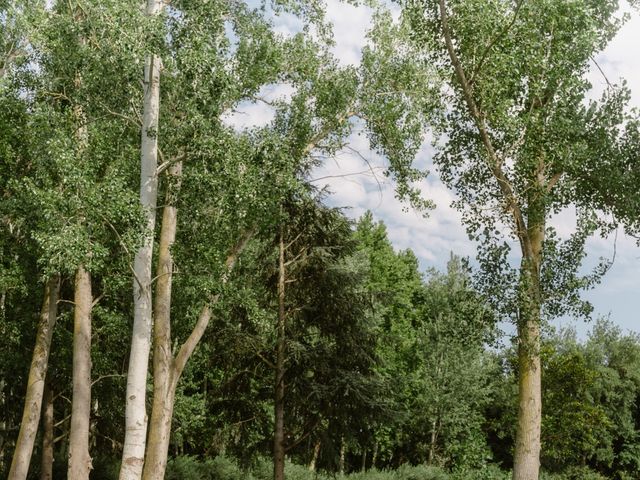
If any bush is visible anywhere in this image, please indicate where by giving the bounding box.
[539,466,609,480]
[348,468,399,480]
[285,461,330,480]
[452,464,510,480]
[166,455,250,480]
[395,464,451,480]
[91,455,120,480]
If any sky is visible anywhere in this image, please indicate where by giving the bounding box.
[226,1,640,337]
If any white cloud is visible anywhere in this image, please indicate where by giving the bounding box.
[325,0,373,66]
[221,83,297,130]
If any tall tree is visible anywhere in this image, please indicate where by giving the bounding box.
[7,278,60,480]
[120,0,164,476]
[137,2,332,477]
[400,1,633,478]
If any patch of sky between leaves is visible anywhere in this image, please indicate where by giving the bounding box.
[221,82,298,130]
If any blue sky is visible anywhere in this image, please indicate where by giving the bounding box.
[225,1,640,337]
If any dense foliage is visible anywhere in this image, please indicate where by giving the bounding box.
[1,0,639,479]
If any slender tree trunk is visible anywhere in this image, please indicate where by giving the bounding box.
[428,417,437,465]
[8,276,60,480]
[68,266,93,479]
[361,450,367,472]
[120,1,163,477]
[274,223,286,480]
[371,442,378,469]
[141,378,176,480]
[513,223,543,480]
[141,162,181,480]
[309,440,320,472]
[40,382,54,480]
[513,319,541,480]
[339,436,345,477]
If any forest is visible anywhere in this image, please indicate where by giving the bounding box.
[1,0,640,479]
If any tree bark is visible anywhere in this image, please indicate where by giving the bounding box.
[141,162,181,480]
[8,275,60,480]
[40,382,54,480]
[513,224,543,480]
[309,440,320,472]
[274,223,286,480]
[120,1,163,478]
[68,266,93,479]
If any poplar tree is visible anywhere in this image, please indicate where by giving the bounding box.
[399,1,634,478]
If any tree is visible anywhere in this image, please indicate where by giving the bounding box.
[3,2,144,477]
[400,1,633,477]
[133,3,340,477]
[120,0,164,476]
[410,256,496,470]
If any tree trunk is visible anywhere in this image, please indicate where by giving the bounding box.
[40,382,54,480]
[339,436,345,477]
[513,224,543,480]
[371,442,378,469]
[8,275,60,480]
[361,450,367,472]
[512,320,541,480]
[309,440,320,471]
[120,1,163,478]
[141,162,181,480]
[68,266,93,479]
[428,417,437,465]
[141,377,176,480]
[274,223,286,480]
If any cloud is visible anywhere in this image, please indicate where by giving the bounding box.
[325,0,374,66]
[221,83,297,130]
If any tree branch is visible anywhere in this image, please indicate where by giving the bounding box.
[438,0,532,258]
[469,0,526,84]
[173,228,256,378]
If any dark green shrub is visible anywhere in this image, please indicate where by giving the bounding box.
[394,464,450,480]
[166,455,250,480]
[452,464,510,480]
[91,455,120,480]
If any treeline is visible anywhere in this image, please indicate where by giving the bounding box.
[3,210,640,479]
[2,1,640,480]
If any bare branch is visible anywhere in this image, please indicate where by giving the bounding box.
[91,374,126,387]
[173,228,256,378]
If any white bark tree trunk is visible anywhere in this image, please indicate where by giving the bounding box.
[8,276,60,480]
[68,265,93,479]
[119,1,163,478]
[309,440,320,472]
